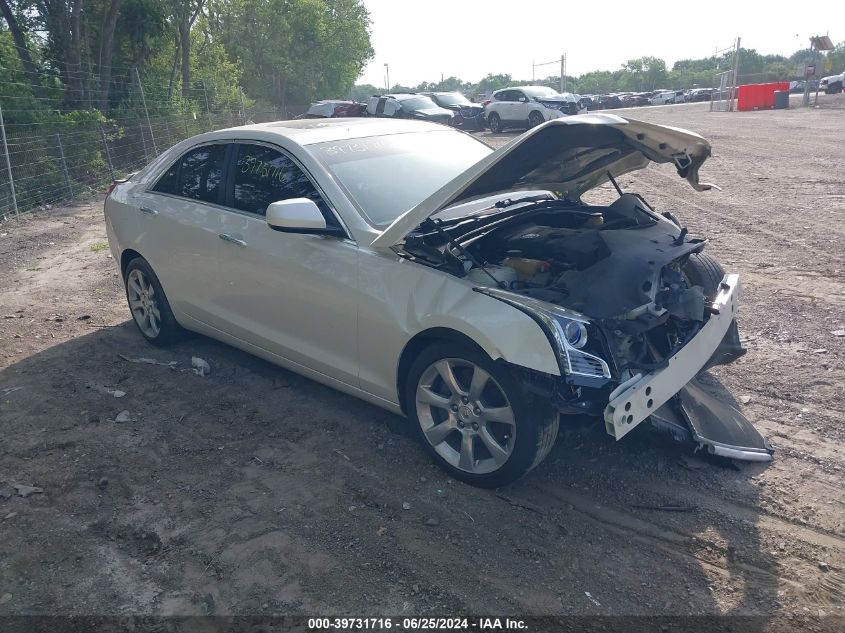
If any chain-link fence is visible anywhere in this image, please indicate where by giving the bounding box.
[0,101,307,224]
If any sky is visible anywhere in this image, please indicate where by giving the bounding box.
[358,0,841,87]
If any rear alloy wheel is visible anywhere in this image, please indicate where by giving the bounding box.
[124,257,183,346]
[487,112,502,133]
[528,111,544,128]
[407,343,558,487]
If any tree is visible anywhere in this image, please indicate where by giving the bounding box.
[620,56,667,91]
[0,0,42,94]
[98,0,123,109]
[212,0,372,106]
[173,0,204,99]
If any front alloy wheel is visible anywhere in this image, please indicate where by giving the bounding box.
[416,359,515,475]
[407,343,558,487]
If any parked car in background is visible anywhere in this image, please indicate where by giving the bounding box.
[484,86,586,133]
[618,93,650,107]
[422,91,485,130]
[688,89,713,102]
[104,115,773,487]
[593,94,623,110]
[650,90,684,105]
[366,94,454,124]
[819,73,844,94]
[298,100,367,119]
[578,95,596,110]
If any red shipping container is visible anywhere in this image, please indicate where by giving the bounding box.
[737,82,790,111]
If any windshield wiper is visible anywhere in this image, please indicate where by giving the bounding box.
[494,192,555,208]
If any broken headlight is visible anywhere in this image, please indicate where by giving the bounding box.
[475,288,611,380]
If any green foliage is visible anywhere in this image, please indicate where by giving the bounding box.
[352,43,844,100]
[212,0,373,106]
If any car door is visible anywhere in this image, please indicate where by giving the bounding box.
[213,142,360,386]
[491,90,511,122]
[511,90,530,123]
[132,142,232,325]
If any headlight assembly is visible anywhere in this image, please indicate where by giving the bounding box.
[475,288,611,380]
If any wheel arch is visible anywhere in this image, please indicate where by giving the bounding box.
[397,328,493,415]
[120,248,143,278]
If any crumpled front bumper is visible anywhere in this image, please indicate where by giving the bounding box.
[603,273,741,441]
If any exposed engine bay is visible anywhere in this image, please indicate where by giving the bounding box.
[463,194,707,321]
[401,192,737,384]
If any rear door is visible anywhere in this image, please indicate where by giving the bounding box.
[132,142,232,324]
[214,142,360,385]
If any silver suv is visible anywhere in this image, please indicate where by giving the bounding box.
[484,86,585,133]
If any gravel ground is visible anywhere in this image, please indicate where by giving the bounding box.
[0,100,843,627]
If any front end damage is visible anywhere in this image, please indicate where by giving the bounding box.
[601,274,771,460]
[460,201,772,462]
[376,115,774,462]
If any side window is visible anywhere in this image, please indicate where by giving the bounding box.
[179,145,227,203]
[152,144,227,205]
[153,161,179,195]
[514,91,526,102]
[232,144,339,228]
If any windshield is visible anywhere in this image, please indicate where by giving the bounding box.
[397,96,438,111]
[310,130,492,227]
[522,86,558,98]
[434,92,471,106]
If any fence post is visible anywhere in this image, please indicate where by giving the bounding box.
[139,122,149,160]
[134,67,157,154]
[0,101,19,222]
[202,79,213,131]
[55,134,74,201]
[100,125,115,182]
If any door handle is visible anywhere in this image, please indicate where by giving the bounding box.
[139,206,158,215]
[218,233,247,248]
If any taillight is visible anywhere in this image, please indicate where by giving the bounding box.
[482,99,491,107]
[106,181,117,197]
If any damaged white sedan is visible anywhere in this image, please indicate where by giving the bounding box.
[104,115,772,487]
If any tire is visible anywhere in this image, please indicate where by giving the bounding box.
[124,257,184,346]
[487,112,502,133]
[682,252,726,301]
[405,342,559,488]
[528,111,544,128]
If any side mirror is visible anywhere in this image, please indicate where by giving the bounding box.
[266,198,327,233]
[519,97,528,102]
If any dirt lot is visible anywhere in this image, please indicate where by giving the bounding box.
[1,101,844,626]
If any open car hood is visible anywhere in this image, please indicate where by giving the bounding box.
[371,113,715,250]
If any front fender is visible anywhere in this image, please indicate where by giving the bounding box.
[410,287,561,377]
[356,253,560,404]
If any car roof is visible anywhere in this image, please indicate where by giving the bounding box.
[210,117,449,146]
[386,93,424,101]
